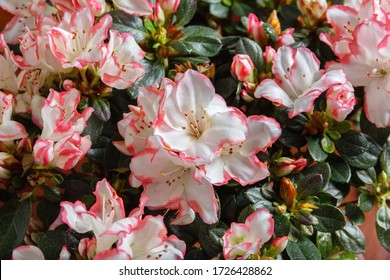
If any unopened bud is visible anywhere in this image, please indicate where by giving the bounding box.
[280,177,296,209]
[275,157,307,177]
[231,54,255,82]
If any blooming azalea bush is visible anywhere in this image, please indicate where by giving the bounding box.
[0,0,389,260]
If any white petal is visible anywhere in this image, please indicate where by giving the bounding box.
[12,245,45,260]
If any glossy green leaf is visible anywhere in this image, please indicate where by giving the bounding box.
[312,204,346,232]
[210,3,229,18]
[92,97,111,122]
[345,203,365,225]
[38,230,67,260]
[297,173,323,199]
[316,232,333,258]
[335,131,369,156]
[321,134,335,154]
[173,26,222,57]
[334,222,366,254]
[329,157,351,183]
[286,236,322,260]
[176,0,197,26]
[358,193,375,212]
[274,214,291,237]
[307,137,328,162]
[0,199,31,259]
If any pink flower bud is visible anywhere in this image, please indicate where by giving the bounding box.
[270,236,289,254]
[263,46,276,66]
[241,90,255,102]
[247,13,266,44]
[159,0,180,15]
[275,157,307,177]
[231,54,255,82]
[297,0,328,26]
[278,28,295,47]
[326,82,356,122]
[63,79,76,91]
[149,2,165,26]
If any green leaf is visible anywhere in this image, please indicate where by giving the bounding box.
[334,222,366,254]
[343,136,381,169]
[380,146,390,175]
[322,181,350,206]
[321,134,335,153]
[173,26,222,57]
[286,236,322,260]
[244,187,274,211]
[231,1,252,17]
[329,157,351,183]
[376,204,390,230]
[335,131,369,156]
[36,199,61,228]
[0,199,31,259]
[307,137,328,162]
[127,60,165,98]
[39,185,62,203]
[316,232,333,258]
[235,37,264,71]
[175,0,197,26]
[356,167,377,185]
[262,23,278,43]
[210,3,229,18]
[274,214,291,237]
[376,225,390,252]
[358,193,375,212]
[82,113,104,142]
[38,230,67,260]
[92,97,111,122]
[327,130,341,140]
[312,204,346,232]
[345,203,365,225]
[109,10,147,42]
[297,173,324,199]
[303,162,331,188]
[237,205,256,223]
[330,120,351,134]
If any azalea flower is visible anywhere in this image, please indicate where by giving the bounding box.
[114,86,165,156]
[48,7,112,69]
[155,69,248,165]
[0,91,28,141]
[203,116,281,186]
[223,208,274,260]
[98,30,145,90]
[51,179,185,259]
[320,1,390,127]
[254,46,348,118]
[38,88,93,141]
[130,147,218,225]
[0,0,57,44]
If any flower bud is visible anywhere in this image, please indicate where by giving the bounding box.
[149,2,165,26]
[241,90,255,102]
[297,0,328,26]
[275,157,307,177]
[247,13,267,44]
[326,81,356,122]
[159,0,180,15]
[279,177,296,209]
[231,54,255,83]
